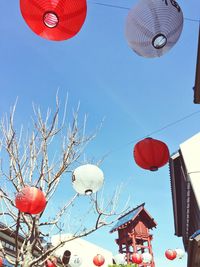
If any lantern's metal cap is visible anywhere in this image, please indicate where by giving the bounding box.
[150,166,158,171]
[152,34,167,49]
[85,189,93,195]
[43,11,59,28]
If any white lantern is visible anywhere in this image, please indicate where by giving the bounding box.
[142,252,153,263]
[175,248,185,259]
[72,164,104,195]
[113,254,126,265]
[125,0,183,58]
[69,254,82,267]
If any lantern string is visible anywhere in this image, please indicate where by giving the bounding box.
[132,109,200,144]
[104,109,200,156]
[90,1,200,22]
[91,1,129,10]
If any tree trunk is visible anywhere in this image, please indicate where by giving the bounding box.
[22,251,34,267]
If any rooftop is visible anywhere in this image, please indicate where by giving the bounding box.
[110,203,157,233]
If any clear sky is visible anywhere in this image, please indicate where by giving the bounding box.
[0,0,200,266]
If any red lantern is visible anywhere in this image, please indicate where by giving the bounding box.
[93,254,105,266]
[132,253,143,264]
[165,249,177,260]
[0,257,3,267]
[20,0,87,41]
[45,257,57,267]
[15,186,46,214]
[133,137,169,171]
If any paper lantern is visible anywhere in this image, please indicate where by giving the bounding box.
[165,249,177,260]
[45,257,57,267]
[125,0,183,57]
[142,252,152,263]
[69,254,82,267]
[0,257,3,267]
[133,137,169,171]
[62,250,71,265]
[15,186,46,214]
[132,253,143,264]
[20,0,87,41]
[93,254,105,266]
[72,164,104,195]
[175,248,185,259]
[113,254,126,265]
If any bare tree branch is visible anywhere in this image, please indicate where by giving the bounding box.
[0,97,127,267]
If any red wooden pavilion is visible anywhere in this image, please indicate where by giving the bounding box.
[110,203,157,266]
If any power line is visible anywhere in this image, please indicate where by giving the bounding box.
[185,17,200,23]
[130,109,200,144]
[90,1,200,23]
[106,109,200,155]
[92,1,129,10]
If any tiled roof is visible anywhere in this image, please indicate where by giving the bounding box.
[190,229,200,240]
[110,204,145,233]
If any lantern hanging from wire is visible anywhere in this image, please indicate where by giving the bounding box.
[142,252,153,263]
[125,0,184,58]
[93,254,105,266]
[0,257,3,267]
[45,257,57,267]
[113,254,126,265]
[62,250,71,265]
[69,254,82,267]
[165,249,177,260]
[175,248,185,259]
[20,0,87,41]
[132,253,143,264]
[133,137,170,171]
[15,186,46,214]
[72,164,104,195]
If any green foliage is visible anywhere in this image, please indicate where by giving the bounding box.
[108,264,137,267]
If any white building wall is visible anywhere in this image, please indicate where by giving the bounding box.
[51,234,113,267]
[180,132,200,209]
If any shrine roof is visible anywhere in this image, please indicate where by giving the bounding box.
[110,203,157,233]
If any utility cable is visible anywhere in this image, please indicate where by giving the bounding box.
[90,1,200,23]
[105,109,200,156]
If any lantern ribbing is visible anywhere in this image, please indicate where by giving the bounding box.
[125,0,184,57]
[20,0,87,41]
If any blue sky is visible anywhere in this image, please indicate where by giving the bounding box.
[0,0,200,266]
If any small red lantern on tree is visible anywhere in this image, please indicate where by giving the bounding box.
[132,253,143,264]
[20,0,87,41]
[165,249,177,260]
[133,137,169,171]
[45,257,57,267]
[93,254,105,266]
[0,257,3,267]
[15,186,46,214]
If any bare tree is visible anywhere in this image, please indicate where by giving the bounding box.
[0,97,128,267]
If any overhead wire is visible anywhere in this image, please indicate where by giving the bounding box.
[88,0,200,154]
[88,0,200,155]
[90,1,200,22]
[104,109,200,156]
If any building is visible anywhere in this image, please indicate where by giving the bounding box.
[110,203,157,266]
[169,132,200,267]
[51,234,113,266]
[0,222,57,266]
[0,222,28,266]
[193,26,200,104]
[0,221,113,266]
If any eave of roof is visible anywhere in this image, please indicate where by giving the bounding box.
[169,151,187,237]
[0,222,24,241]
[187,231,200,267]
[190,229,200,240]
[110,203,157,233]
[193,25,200,104]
